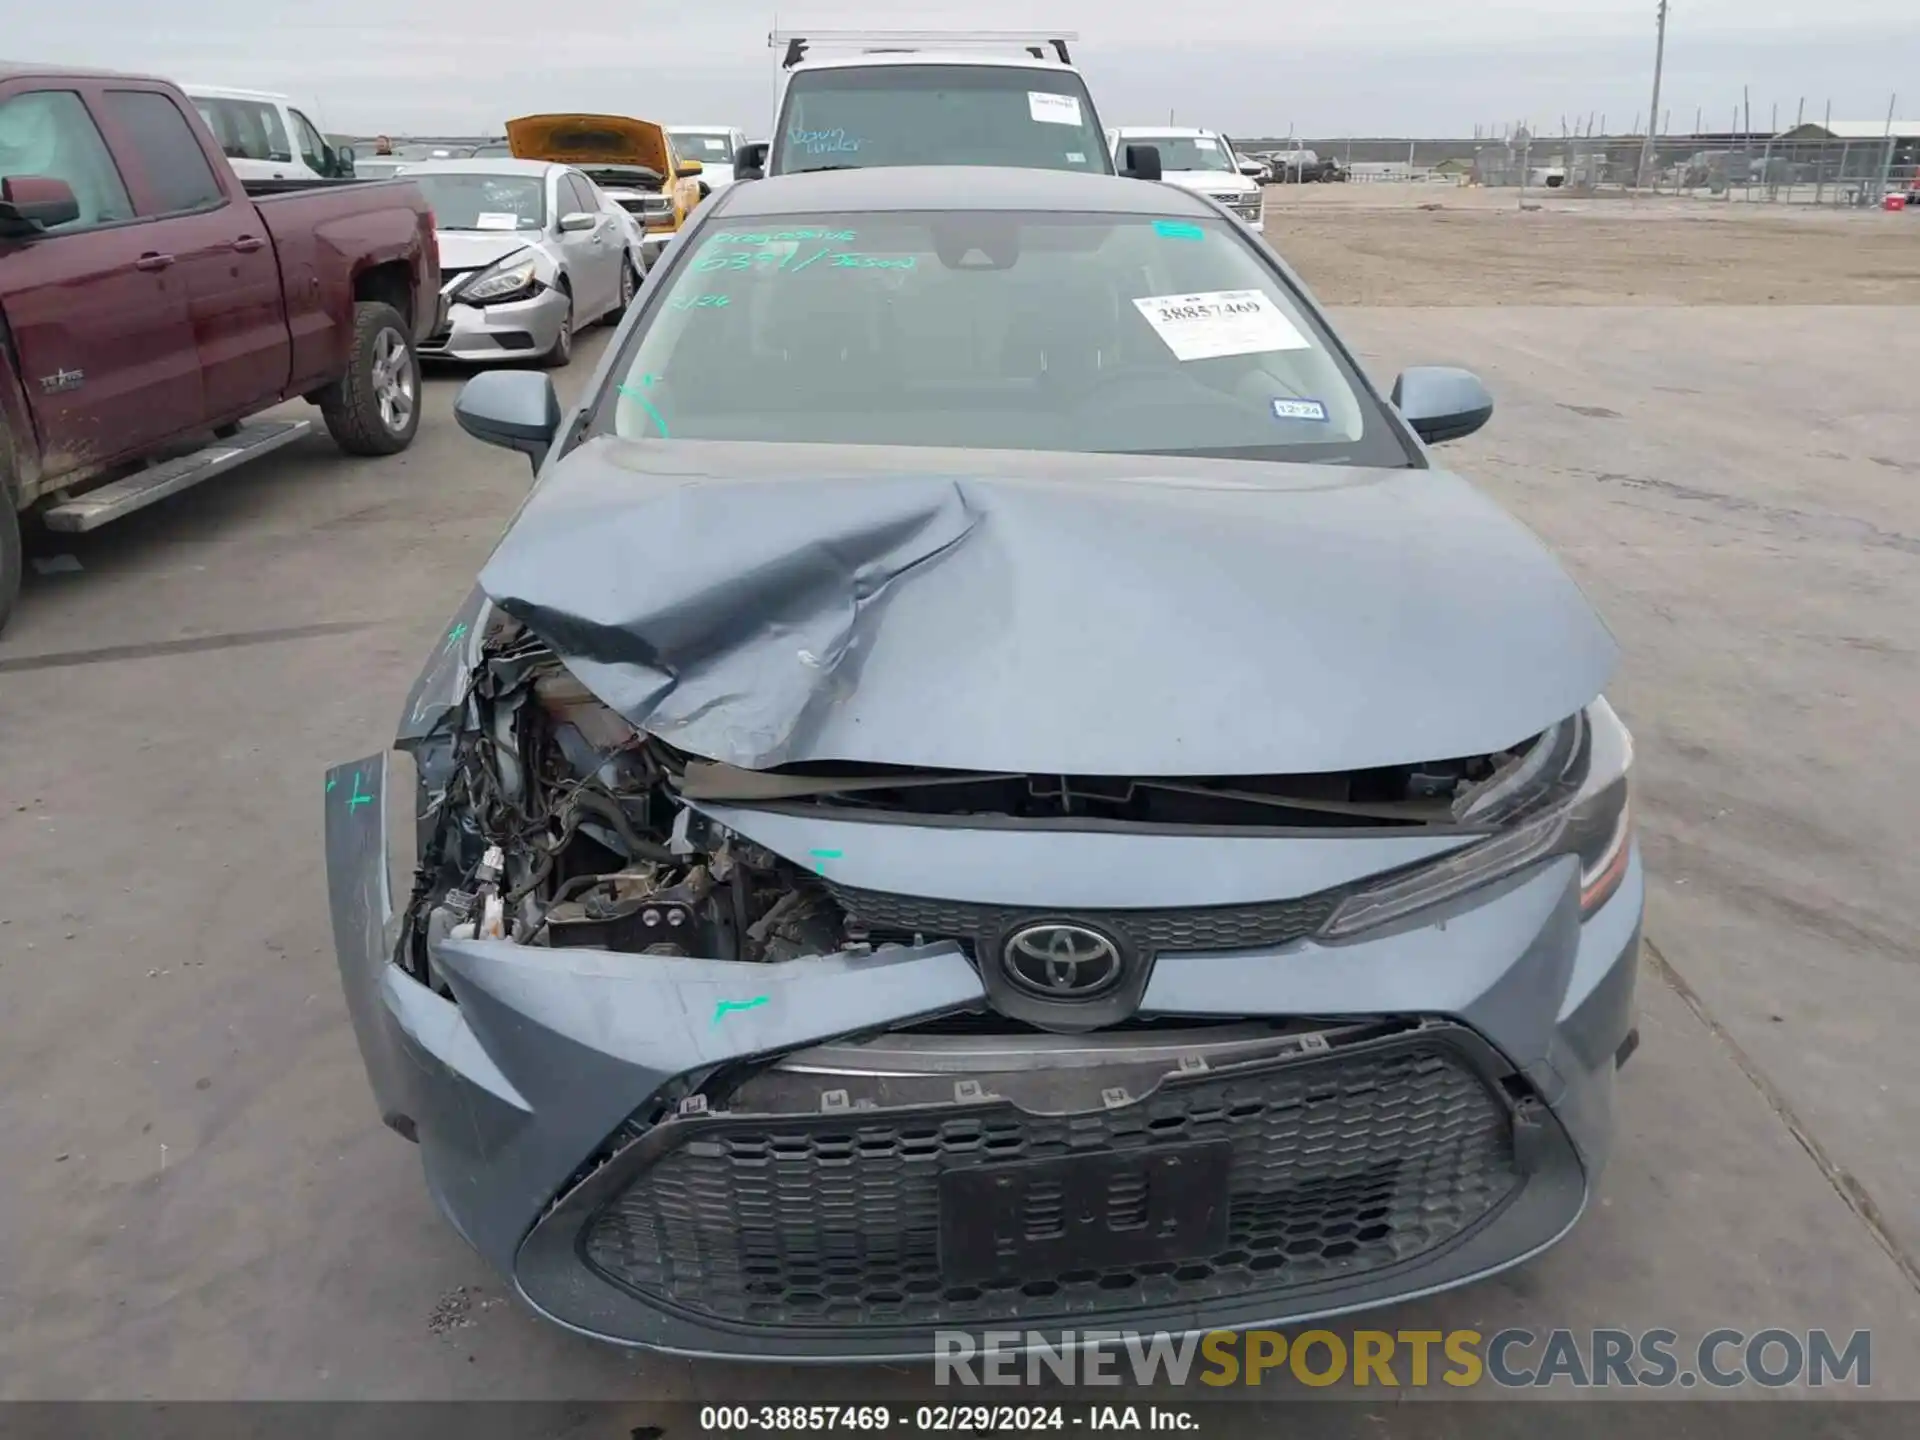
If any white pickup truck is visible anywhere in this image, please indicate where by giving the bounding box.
[734,31,1165,183]
[1107,125,1266,226]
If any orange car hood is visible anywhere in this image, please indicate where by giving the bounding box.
[505,114,670,175]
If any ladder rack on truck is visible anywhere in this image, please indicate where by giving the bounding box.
[770,30,1078,70]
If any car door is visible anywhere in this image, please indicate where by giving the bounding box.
[0,83,203,471]
[287,107,333,180]
[555,171,612,318]
[97,86,288,424]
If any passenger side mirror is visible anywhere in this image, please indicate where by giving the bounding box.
[0,175,80,236]
[558,211,598,232]
[735,140,770,180]
[1122,144,1163,182]
[1391,367,1494,445]
[455,370,562,471]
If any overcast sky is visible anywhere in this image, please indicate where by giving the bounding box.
[12,2,1914,137]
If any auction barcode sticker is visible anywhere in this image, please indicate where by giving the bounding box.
[1132,289,1312,361]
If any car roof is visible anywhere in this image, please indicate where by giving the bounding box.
[794,52,1077,74]
[668,124,737,132]
[397,158,563,178]
[717,165,1216,219]
[0,59,161,83]
[183,83,290,102]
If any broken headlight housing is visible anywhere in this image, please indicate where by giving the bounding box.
[1320,698,1634,938]
[458,251,542,305]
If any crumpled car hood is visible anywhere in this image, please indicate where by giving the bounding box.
[476,437,1618,775]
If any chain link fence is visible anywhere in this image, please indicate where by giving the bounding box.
[1256,123,1919,208]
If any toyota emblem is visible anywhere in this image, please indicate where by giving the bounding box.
[1002,922,1124,998]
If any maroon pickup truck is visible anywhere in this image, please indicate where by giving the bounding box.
[0,64,444,633]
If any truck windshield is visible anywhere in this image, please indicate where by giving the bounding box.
[772,66,1113,176]
[410,173,546,231]
[1126,135,1236,173]
[601,210,1411,468]
[671,131,735,163]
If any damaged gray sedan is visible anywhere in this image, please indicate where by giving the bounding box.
[326,166,1642,1359]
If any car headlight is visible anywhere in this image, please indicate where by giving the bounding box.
[458,251,541,305]
[1320,698,1634,938]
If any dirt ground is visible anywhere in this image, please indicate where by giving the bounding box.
[1259,182,1920,306]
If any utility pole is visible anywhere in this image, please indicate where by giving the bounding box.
[1637,0,1671,189]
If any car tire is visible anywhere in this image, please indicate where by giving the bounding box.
[319,302,421,457]
[540,289,574,368]
[603,261,637,325]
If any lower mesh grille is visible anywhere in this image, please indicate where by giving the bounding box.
[580,1035,1521,1330]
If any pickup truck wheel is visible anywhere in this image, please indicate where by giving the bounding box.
[321,302,421,456]
[539,292,574,369]
[0,497,21,637]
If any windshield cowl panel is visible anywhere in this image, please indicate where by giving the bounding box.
[593,209,1412,470]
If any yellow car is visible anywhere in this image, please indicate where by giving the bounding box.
[505,113,707,269]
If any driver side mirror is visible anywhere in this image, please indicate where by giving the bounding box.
[1391,367,1494,445]
[0,175,80,236]
[455,370,562,472]
[1122,144,1163,182]
[735,140,769,181]
[679,158,704,177]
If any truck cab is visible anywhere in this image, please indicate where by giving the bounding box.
[735,31,1162,183]
[1107,125,1266,226]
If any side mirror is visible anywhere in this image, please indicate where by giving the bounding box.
[0,175,80,236]
[1122,144,1163,182]
[1237,159,1266,178]
[735,140,769,181]
[1391,366,1494,445]
[455,370,562,471]
[558,211,598,232]
[696,181,712,200]
[679,158,704,177]
[338,145,356,169]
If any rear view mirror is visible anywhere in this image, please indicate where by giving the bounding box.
[1122,144,1163,182]
[0,174,80,236]
[455,370,562,471]
[735,140,769,180]
[1391,367,1494,445]
[558,211,597,232]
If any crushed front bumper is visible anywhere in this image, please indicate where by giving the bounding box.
[327,753,1642,1360]
[416,286,567,362]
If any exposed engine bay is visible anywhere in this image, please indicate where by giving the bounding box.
[397,619,1545,991]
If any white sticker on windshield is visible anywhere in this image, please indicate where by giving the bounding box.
[1272,397,1330,421]
[474,212,522,230]
[702,137,726,151]
[1066,151,1087,164]
[1132,290,1312,362]
[1029,91,1083,126]
[1195,136,1219,150]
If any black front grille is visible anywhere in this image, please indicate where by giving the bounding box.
[825,881,1343,957]
[580,1036,1521,1330]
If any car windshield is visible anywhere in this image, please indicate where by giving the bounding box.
[599,209,1411,466]
[671,130,734,162]
[411,173,546,231]
[772,66,1113,176]
[1127,135,1236,173]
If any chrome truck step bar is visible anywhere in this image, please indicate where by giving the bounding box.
[41,419,313,533]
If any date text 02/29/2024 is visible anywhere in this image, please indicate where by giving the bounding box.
[697,1404,1200,1432]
